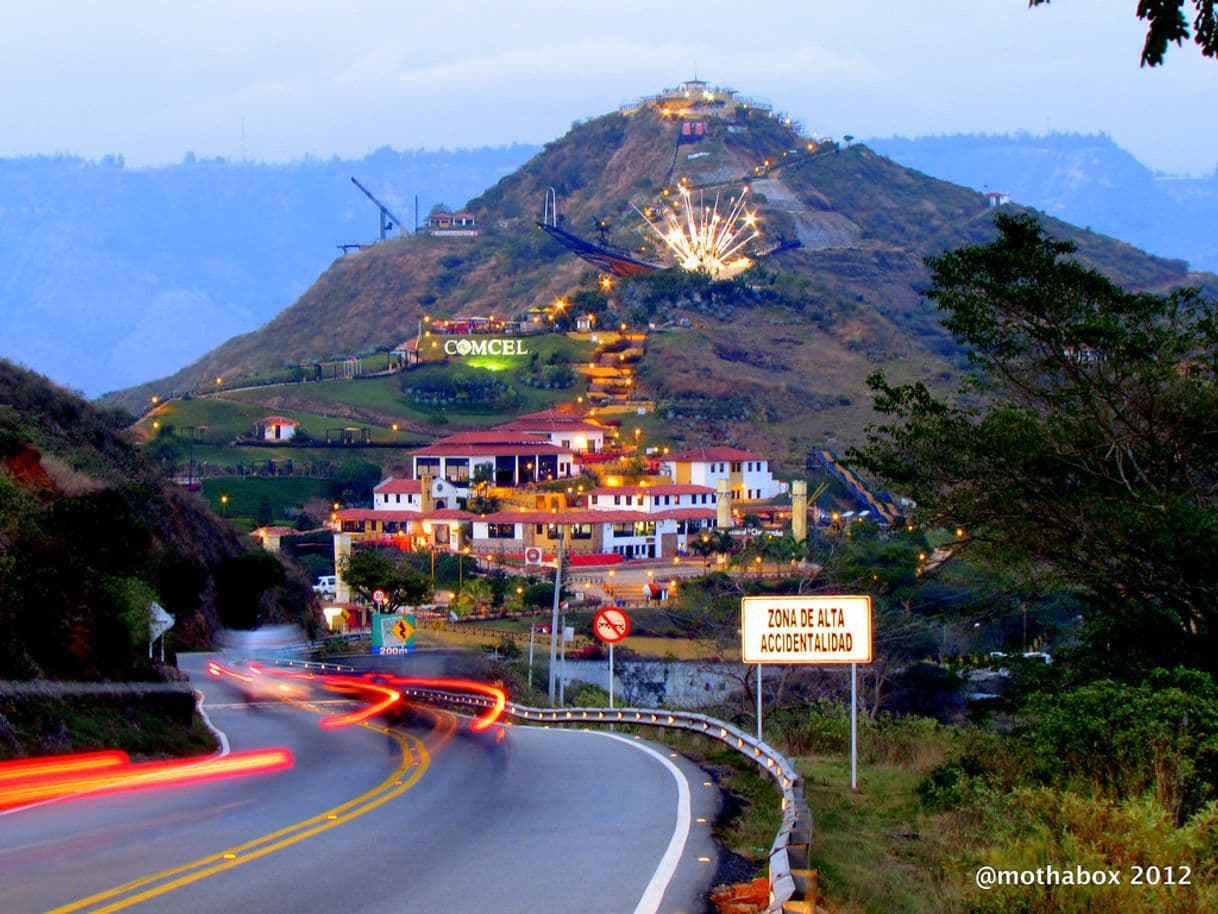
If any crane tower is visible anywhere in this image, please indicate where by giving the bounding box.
[351,177,406,241]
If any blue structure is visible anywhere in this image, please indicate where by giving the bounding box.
[806,450,903,525]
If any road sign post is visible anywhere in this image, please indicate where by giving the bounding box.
[593,607,631,708]
[148,601,175,662]
[742,595,873,790]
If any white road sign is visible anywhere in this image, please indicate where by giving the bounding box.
[149,601,175,640]
[741,595,873,664]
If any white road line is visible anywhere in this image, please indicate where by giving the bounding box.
[193,688,231,757]
[595,732,692,914]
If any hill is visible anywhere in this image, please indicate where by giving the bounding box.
[0,360,318,680]
[104,91,1218,473]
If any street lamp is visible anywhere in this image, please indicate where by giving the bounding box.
[220,494,228,516]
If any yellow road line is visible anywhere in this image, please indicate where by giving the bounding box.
[47,724,431,914]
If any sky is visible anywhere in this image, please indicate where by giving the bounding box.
[3,1,1216,176]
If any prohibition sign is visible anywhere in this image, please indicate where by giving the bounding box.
[593,607,631,644]
[372,589,387,605]
[524,546,543,566]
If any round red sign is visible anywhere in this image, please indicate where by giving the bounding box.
[593,607,631,644]
[372,589,387,605]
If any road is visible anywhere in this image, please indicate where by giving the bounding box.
[0,654,724,914]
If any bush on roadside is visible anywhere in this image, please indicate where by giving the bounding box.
[1015,668,1218,823]
[964,790,1218,914]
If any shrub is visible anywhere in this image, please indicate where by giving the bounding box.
[1017,669,1218,822]
[967,790,1218,914]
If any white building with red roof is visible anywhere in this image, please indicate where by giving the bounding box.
[334,506,474,552]
[470,501,715,560]
[410,430,581,492]
[493,408,606,454]
[257,416,299,440]
[661,447,786,502]
[586,483,717,512]
[372,476,461,511]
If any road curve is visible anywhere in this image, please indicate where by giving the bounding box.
[0,654,724,914]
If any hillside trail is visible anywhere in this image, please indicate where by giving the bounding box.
[749,177,861,248]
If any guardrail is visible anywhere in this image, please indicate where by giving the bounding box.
[397,687,815,913]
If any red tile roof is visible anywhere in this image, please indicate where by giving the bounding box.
[412,442,576,458]
[338,508,474,522]
[426,430,555,445]
[665,447,766,462]
[260,416,300,426]
[374,478,422,495]
[495,416,604,434]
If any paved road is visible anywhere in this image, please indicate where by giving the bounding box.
[0,654,723,914]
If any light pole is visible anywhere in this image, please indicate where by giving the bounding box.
[458,546,471,594]
[548,523,567,706]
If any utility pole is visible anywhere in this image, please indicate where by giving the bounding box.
[547,523,567,705]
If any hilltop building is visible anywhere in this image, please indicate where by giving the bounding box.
[427,210,479,236]
[619,79,772,119]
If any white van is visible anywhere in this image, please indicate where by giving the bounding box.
[313,575,337,596]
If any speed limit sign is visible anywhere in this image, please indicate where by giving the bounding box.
[372,589,387,605]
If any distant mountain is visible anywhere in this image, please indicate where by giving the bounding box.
[0,146,537,397]
[867,132,1218,273]
[106,96,1218,470]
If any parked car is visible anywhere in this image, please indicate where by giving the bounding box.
[313,575,337,596]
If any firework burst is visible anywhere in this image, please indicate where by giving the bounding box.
[635,182,760,277]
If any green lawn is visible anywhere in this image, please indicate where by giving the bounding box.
[201,477,335,522]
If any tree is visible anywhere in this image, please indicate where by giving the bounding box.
[340,547,431,612]
[1030,0,1217,66]
[854,213,1218,674]
[330,461,383,504]
[215,551,287,630]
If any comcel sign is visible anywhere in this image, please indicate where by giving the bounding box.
[741,595,873,664]
[443,338,530,356]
